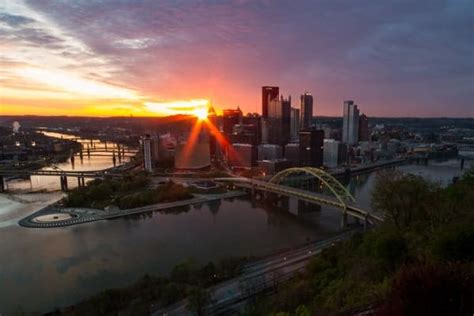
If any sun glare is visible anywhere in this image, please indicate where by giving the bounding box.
[194,107,208,120]
[144,99,209,117]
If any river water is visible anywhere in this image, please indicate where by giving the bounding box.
[6,131,133,192]
[0,133,470,315]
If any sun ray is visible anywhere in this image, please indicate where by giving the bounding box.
[179,118,203,167]
[203,119,244,166]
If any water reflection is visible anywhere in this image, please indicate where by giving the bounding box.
[0,197,333,314]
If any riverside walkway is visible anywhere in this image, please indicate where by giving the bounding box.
[19,191,247,228]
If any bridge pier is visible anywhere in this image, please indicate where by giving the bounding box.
[77,176,85,188]
[60,175,68,191]
[0,175,5,193]
[252,188,265,201]
[297,200,321,214]
[278,196,289,209]
[341,211,348,228]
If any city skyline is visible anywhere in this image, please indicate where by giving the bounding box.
[1,1,473,118]
[1,1,473,315]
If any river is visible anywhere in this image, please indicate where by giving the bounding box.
[6,131,134,192]
[0,133,470,315]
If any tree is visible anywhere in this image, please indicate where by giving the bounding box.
[378,262,473,316]
[187,286,211,316]
[371,170,434,231]
[432,224,474,262]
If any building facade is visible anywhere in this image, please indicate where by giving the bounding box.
[142,134,153,172]
[323,139,346,168]
[342,100,360,145]
[299,129,324,167]
[284,143,300,166]
[222,107,243,140]
[358,113,370,142]
[257,159,292,175]
[262,86,279,118]
[267,95,291,145]
[300,92,313,130]
[242,114,262,145]
[229,143,257,168]
[290,107,300,141]
[258,144,283,160]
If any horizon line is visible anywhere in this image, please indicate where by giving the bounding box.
[0,114,473,120]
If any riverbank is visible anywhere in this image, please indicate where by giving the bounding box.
[19,191,248,228]
[0,191,64,228]
[330,158,407,178]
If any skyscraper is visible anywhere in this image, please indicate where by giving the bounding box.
[207,105,219,159]
[299,129,324,167]
[242,113,262,144]
[290,107,300,141]
[323,139,346,168]
[267,95,291,145]
[222,107,243,140]
[300,92,313,130]
[262,86,279,118]
[342,100,360,145]
[142,134,153,172]
[358,113,369,142]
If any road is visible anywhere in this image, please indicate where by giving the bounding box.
[152,230,355,316]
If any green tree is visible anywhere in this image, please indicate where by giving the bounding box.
[378,262,473,316]
[432,224,474,262]
[187,286,211,316]
[371,171,434,231]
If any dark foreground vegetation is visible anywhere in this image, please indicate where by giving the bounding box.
[243,169,474,315]
[63,173,192,210]
[45,257,247,316]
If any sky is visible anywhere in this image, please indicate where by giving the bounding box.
[0,0,473,117]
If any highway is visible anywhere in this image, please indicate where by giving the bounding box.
[152,230,355,316]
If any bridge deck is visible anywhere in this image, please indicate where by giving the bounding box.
[0,169,118,177]
[216,177,383,223]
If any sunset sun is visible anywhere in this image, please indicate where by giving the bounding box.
[193,107,208,120]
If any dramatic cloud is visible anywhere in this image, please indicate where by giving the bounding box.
[0,12,35,27]
[1,0,473,117]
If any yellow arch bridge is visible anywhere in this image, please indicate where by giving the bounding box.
[216,167,383,228]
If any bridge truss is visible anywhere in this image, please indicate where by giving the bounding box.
[269,167,355,208]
